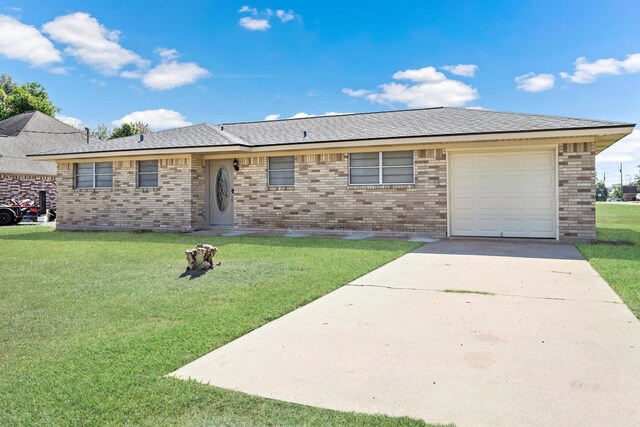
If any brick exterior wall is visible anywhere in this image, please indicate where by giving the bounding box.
[234,150,448,236]
[52,143,598,242]
[0,174,57,209]
[56,157,205,232]
[558,142,596,241]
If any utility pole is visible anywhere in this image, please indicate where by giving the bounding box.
[620,163,624,200]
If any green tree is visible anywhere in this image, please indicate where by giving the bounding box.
[109,122,150,139]
[0,74,17,97]
[0,78,60,120]
[90,124,110,141]
[610,184,623,199]
[596,179,608,201]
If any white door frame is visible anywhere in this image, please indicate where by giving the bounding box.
[445,145,560,240]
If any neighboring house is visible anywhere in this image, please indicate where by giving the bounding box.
[622,185,639,202]
[0,111,89,209]
[29,107,635,241]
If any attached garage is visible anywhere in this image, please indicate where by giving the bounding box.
[448,148,557,238]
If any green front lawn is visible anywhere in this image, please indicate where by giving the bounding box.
[0,228,429,426]
[577,203,640,318]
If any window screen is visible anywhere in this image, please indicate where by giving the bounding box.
[268,156,294,186]
[137,160,159,188]
[349,151,413,185]
[75,162,113,189]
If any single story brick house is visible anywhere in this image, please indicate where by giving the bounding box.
[29,107,634,241]
[0,111,89,209]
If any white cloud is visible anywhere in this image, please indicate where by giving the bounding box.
[343,66,478,108]
[393,66,447,82]
[239,5,258,15]
[597,130,640,164]
[142,61,210,90]
[264,114,280,121]
[560,53,640,84]
[515,72,555,92]
[56,114,83,129]
[0,15,62,67]
[42,12,148,75]
[290,112,313,119]
[112,109,192,131]
[238,6,296,30]
[239,16,271,31]
[276,10,295,22]
[442,64,478,77]
[120,70,143,79]
[48,66,67,75]
[342,88,371,97]
[466,106,485,110]
[155,47,178,61]
[39,13,206,91]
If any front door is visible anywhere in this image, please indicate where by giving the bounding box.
[208,160,234,226]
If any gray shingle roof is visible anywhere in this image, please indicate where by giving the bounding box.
[223,107,632,146]
[30,107,634,157]
[0,111,89,175]
[34,123,239,156]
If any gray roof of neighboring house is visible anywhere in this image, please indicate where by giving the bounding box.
[0,111,90,175]
[30,107,635,157]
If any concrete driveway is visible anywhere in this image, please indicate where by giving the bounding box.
[171,240,640,427]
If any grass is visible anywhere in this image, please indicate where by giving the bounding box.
[0,227,435,426]
[576,203,640,319]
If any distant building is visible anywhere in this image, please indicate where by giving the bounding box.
[0,111,89,209]
[622,185,639,202]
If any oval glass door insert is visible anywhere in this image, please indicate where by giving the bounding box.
[216,166,230,213]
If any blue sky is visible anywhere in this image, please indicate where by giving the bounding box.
[1,0,639,183]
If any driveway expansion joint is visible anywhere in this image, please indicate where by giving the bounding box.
[346,283,623,305]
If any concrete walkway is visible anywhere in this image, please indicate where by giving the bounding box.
[170,240,640,427]
[187,227,439,242]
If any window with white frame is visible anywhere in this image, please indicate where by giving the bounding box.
[75,162,113,189]
[137,160,159,188]
[349,151,414,185]
[268,156,295,186]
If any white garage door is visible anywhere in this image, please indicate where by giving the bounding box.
[449,149,557,238]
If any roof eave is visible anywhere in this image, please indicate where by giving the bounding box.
[26,125,635,160]
[28,144,251,161]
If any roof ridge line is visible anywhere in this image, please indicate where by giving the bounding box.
[205,123,251,146]
[443,106,633,125]
[17,111,38,135]
[221,107,446,125]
